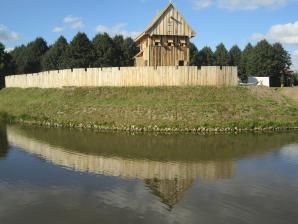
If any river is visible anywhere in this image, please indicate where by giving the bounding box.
[0,124,298,223]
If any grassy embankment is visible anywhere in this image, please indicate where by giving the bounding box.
[0,86,298,132]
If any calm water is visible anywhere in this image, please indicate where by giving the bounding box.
[0,124,298,224]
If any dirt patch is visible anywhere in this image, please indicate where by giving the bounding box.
[280,87,298,102]
[249,86,286,103]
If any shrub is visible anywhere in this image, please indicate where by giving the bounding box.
[294,73,298,86]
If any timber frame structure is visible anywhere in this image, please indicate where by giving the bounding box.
[134,3,196,67]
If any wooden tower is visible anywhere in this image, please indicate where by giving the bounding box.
[134,3,196,67]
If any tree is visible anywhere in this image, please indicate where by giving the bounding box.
[93,33,116,67]
[0,43,6,87]
[239,43,254,81]
[272,43,292,75]
[23,37,49,73]
[0,43,16,84]
[103,35,138,67]
[2,53,16,76]
[113,35,125,66]
[229,45,242,66]
[198,47,215,66]
[10,45,27,74]
[42,36,68,71]
[0,43,5,74]
[62,32,95,68]
[214,43,229,66]
[189,42,199,66]
[10,38,49,74]
[250,39,275,77]
[122,37,138,66]
[294,73,298,86]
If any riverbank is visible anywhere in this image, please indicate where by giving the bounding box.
[0,86,298,133]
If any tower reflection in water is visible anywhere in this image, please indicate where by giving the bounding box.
[6,125,297,208]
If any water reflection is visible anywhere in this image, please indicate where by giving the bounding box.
[7,126,234,208]
[5,125,298,209]
[0,123,8,159]
[279,144,298,165]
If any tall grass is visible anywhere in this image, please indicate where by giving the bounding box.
[0,86,297,129]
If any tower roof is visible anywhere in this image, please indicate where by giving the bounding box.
[135,3,196,42]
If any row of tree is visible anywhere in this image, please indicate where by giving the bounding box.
[3,32,138,75]
[0,33,293,83]
[189,40,292,81]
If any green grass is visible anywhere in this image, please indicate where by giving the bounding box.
[0,86,298,129]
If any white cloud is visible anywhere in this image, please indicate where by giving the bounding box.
[293,49,298,57]
[0,25,20,42]
[4,47,14,52]
[95,23,140,38]
[218,0,288,10]
[52,16,83,33]
[251,21,298,45]
[194,0,213,9]
[292,50,298,71]
[192,0,293,10]
[52,27,63,33]
[63,15,84,29]
[251,33,266,41]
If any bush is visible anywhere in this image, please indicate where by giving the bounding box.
[294,73,298,86]
[0,76,5,89]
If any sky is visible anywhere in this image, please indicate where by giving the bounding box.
[0,0,298,70]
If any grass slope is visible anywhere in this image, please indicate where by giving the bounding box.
[0,86,298,129]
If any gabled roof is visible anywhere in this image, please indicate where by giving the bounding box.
[135,3,196,42]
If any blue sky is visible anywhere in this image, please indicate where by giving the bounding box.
[1,0,298,70]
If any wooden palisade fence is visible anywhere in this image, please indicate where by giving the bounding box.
[5,66,238,88]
